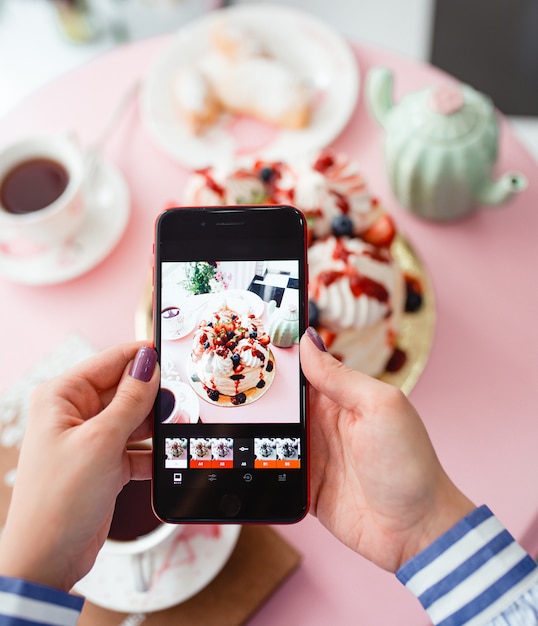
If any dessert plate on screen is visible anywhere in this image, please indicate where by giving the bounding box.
[141,4,359,168]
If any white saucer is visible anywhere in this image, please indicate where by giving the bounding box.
[0,160,130,286]
[74,524,241,613]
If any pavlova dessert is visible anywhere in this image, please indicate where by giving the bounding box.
[191,306,274,404]
[184,149,423,378]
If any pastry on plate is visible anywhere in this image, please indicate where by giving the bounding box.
[172,66,221,135]
[172,20,311,133]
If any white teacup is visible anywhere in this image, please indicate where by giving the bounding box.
[0,134,89,257]
[104,477,182,593]
[104,517,182,593]
[161,305,185,338]
[160,380,199,424]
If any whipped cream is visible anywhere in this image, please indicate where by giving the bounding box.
[274,152,384,238]
[185,162,267,206]
[308,236,405,375]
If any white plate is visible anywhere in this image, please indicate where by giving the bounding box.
[141,3,359,168]
[204,289,265,319]
[74,525,241,613]
[0,160,130,285]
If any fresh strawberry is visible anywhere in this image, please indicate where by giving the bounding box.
[361,214,396,248]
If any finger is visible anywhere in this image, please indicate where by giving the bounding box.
[300,329,391,412]
[95,347,159,441]
[127,449,152,481]
[69,341,152,393]
[127,415,153,444]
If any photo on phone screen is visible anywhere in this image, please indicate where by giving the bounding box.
[153,207,308,524]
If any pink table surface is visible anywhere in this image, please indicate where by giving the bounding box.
[1,34,538,625]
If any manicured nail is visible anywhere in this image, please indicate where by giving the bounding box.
[306,326,327,352]
[129,346,157,382]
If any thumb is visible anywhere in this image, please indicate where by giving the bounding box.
[300,328,385,412]
[99,346,159,441]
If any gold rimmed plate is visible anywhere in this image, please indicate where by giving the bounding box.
[378,234,435,394]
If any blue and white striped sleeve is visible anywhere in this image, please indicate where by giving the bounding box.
[396,505,538,626]
[0,576,83,625]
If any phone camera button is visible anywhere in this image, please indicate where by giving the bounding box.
[219,493,242,517]
[243,473,253,483]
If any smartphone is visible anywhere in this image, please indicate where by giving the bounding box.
[152,205,309,523]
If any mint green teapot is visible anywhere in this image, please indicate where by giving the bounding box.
[366,66,527,221]
[267,300,299,348]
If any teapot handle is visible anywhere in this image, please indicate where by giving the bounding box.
[365,66,395,128]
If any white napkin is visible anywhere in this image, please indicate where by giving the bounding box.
[0,333,96,456]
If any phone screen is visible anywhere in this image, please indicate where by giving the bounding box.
[153,206,309,523]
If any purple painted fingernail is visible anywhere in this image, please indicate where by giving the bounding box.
[129,347,157,382]
[306,326,327,352]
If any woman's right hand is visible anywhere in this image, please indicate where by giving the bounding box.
[300,328,475,572]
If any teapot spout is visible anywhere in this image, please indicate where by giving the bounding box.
[366,66,395,128]
[476,172,527,205]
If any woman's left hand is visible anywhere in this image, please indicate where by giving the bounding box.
[0,342,159,592]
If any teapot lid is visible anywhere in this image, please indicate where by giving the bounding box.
[429,84,465,114]
[407,82,493,143]
[280,303,299,320]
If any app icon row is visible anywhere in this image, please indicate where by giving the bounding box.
[164,437,301,469]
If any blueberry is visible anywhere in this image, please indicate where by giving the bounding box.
[207,389,220,402]
[259,166,274,183]
[331,215,353,237]
[256,379,266,389]
[249,331,257,339]
[308,300,320,327]
[230,392,248,405]
[405,290,423,313]
[204,341,210,349]
[405,278,424,313]
[231,353,241,367]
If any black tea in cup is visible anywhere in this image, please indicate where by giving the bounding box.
[160,388,175,422]
[0,158,69,215]
[108,479,161,542]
